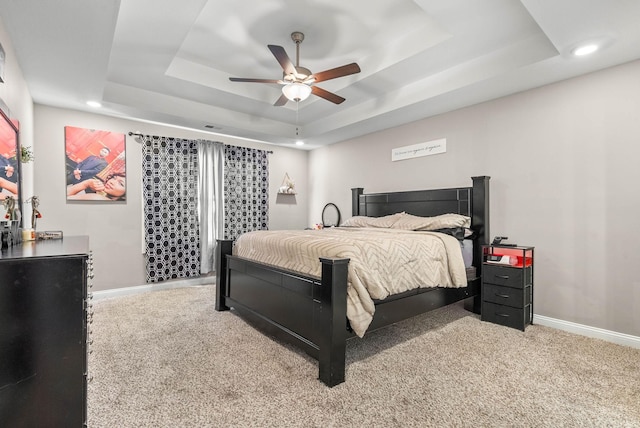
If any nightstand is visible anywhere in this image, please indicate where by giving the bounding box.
[481,245,534,331]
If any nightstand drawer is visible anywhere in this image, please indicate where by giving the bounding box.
[482,301,531,331]
[483,283,531,308]
[483,264,532,288]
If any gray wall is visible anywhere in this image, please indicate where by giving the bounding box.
[33,105,309,291]
[308,59,640,337]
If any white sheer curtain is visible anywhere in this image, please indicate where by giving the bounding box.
[197,141,225,274]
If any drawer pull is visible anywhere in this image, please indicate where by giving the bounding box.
[495,293,510,299]
[496,313,510,318]
[496,275,510,279]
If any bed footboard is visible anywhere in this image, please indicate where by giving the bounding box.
[215,239,350,387]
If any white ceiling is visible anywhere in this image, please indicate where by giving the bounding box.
[1,0,640,150]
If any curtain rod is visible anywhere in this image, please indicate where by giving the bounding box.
[127,131,273,153]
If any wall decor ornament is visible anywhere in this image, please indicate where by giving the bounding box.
[65,126,126,201]
[2,195,17,220]
[278,173,296,194]
[391,138,447,162]
[26,195,42,229]
[20,145,34,163]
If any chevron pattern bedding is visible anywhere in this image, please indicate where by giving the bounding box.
[233,227,468,337]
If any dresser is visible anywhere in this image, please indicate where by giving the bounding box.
[481,244,534,331]
[0,236,92,427]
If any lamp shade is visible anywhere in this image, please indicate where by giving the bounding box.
[282,82,312,102]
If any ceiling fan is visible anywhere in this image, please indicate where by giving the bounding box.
[229,31,361,106]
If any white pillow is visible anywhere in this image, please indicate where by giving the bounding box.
[341,212,404,228]
[391,213,471,231]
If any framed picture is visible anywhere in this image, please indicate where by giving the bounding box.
[0,108,20,219]
[65,126,126,201]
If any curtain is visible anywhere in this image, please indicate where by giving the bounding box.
[197,141,224,274]
[141,136,200,282]
[224,145,269,241]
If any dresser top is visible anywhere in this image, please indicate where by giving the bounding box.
[0,236,90,260]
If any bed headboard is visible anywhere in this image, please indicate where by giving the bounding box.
[351,176,490,269]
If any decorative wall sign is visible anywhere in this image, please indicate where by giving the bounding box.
[391,138,447,162]
[65,126,126,201]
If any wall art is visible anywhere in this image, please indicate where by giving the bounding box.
[0,109,20,217]
[65,126,126,201]
[391,138,447,162]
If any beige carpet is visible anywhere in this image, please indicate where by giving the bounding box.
[88,285,640,428]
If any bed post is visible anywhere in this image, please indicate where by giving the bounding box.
[317,257,349,387]
[471,176,490,264]
[215,239,233,311]
[351,188,364,216]
[468,176,490,313]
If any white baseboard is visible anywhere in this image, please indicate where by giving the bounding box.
[92,276,214,301]
[534,314,640,350]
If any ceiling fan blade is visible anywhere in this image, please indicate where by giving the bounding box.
[311,63,361,83]
[268,45,296,76]
[273,94,289,106]
[229,77,282,83]
[311,86,345,104]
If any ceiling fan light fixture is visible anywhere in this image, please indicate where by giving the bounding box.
[282,82,312,102]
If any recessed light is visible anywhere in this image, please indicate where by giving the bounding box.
[86,100,102,108]
[295,141,305,146]
[572,44,598,56]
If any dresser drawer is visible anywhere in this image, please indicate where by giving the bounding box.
[483,264,532,288]
[482,301,531,331]
[483,283,531,308]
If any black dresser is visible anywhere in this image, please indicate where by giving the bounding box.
[0,236,91,427]
[481,244,534,331]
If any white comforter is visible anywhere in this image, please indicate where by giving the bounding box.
[233,227,467,337]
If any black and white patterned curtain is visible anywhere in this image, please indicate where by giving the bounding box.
[224,145,269,240]
[142,136,200,282]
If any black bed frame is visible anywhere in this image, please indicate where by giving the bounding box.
[215,176,490,387]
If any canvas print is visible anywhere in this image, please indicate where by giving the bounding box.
[65,126,126,201]
[0,110,19,204]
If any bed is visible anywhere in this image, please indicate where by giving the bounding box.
[215,176,490,387]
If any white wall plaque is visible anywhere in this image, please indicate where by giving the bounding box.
[391,138,446,162]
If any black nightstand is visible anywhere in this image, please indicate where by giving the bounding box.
[481,245,534,331]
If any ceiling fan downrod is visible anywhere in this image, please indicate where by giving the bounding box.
[291,31,304,67]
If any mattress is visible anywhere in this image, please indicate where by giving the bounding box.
[233,227,469,337]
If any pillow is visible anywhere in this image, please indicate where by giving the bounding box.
[340,216,373,227]
[340,213,404,228]
[431,227,475,241]
[391,213,471,231]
